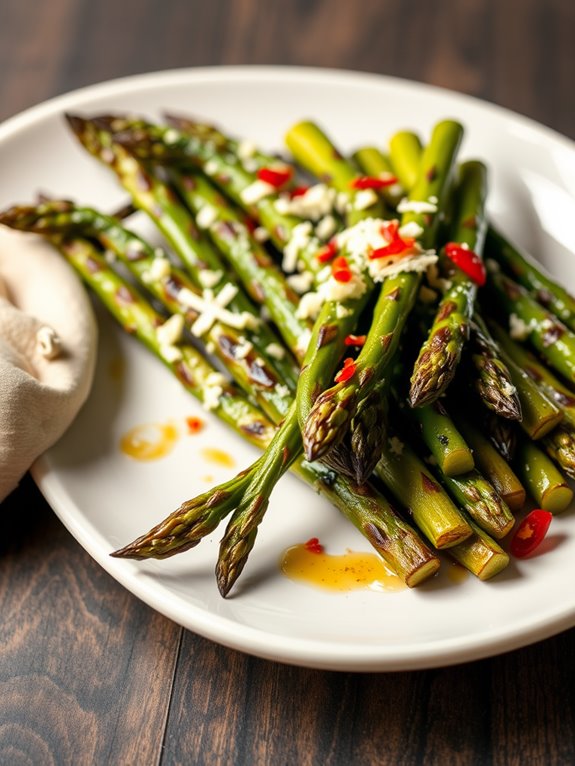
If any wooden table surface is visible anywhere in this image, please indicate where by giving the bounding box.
[1,1,574,763]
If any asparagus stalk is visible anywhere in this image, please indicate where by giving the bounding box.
[492,335,564,440]
[486,226,575,332]
[113,113,329,280]
[405,399,475,476]
[51,237,276,448]
[514,438,574,513]
[543,425,575,479]
[448,521,510,581]
[485,269,575,383]
[467,315,522,419]
[409,160,488,406]
[169,168,313,356]
[388,131,423,190]
[303,120,464,466]
[440,468,515,540]
[374,435,472,549]
[452,414,526,512]
[65,114,300,386]
[0,200,294,424]
[488,320,575,428]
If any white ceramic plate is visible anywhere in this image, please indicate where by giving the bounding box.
[2,67,574,671]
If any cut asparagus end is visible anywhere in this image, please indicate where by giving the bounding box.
[541,484,574,514]
[448,522,510,580]
[442,447,475,477]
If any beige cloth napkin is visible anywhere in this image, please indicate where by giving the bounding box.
[0,227,97,501]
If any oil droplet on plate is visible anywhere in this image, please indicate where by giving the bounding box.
[120,422,180,461]
[447,561,469,584]
[280,544,405,593]
[201,447,236,469]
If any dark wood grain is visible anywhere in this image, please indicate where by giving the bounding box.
[1,1,575,764]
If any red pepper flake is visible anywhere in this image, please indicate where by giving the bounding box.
[316,241,338,263]
[444,242,486,286]
[304,537,324,554]
[344,334,366,347]
[335,357,357,383]
[244,216,259,234]
[332,255,352,283]
[510,509,553,558]
[350,175,398,190]
[369,219,414,260]
[257,166,293,188]
[186,416,205,435]
[290,185,309,198]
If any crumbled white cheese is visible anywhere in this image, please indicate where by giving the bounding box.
[206,371,227,387]
[36,326,62,360]
[265,342,286,360]
[253,227,269,243]
[161,344,183,363]
[163,129,181,145]
[198,269,223,289]
[142,256,171,284]
[283,222,313,273]
[367,252,438,282]
[287,271,314,294]
[397,198,438,214]
[316,265,332,284]
[387,183,403,197]
[315,214,338,241]
[319,272,368,302]
[398,221,425,240]
[275,184,336,221]
[237,140,257,160]
[428,195,438,204]
[353,188,378,211]
[204,159,219,176]
[156,313,185,347]
[275,384,291,399]
[203,384,223,411]
[509,313,531,340]
[501,380,517,396]
[178,283,255,337]
[335,192,350,215]
[295,328,312,357]
[104,249,116,264]
[240,179,275,205]
[234,337,253,359]
[296,291,324,320]
[196,203,218,229]
[336,304,352,318]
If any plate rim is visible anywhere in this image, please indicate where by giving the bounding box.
[2,65,573,671]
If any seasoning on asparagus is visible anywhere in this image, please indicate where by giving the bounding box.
[303,120,464,470]
[409,160,488,407]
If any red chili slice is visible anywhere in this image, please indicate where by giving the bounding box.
[350,175,398,190]
[510,509,553,558]
[332,255,352,282]
[257,166,293,188]
[316,241,338,263]
[335,358,357,383]
[444,242,487,286]
[304,537,324,554]
[290,185,309,198]
[344,334,366,346]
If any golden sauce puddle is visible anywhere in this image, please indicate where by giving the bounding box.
[281,543,406,593]
[200,447,236,468]
[119,416,237,468]
[120,422,180,461]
